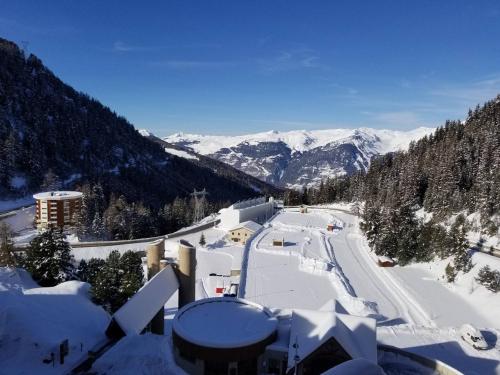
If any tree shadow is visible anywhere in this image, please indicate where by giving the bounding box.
[481,329,498,350]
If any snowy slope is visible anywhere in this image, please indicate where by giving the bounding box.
[164,127,434,188]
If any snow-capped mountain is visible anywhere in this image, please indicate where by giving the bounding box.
[164,128,434,188]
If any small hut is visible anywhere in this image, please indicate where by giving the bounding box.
[377,256,395,267]
[273,237,285,247]
[300,205,308,214]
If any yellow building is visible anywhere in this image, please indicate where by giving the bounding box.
[228,220,262,244]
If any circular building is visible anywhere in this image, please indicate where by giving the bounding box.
[172,297,278,375]
[33,191,83,230]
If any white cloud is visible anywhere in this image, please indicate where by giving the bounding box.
[370,111,427,128]
[149,60,236,69]
[430,73,500,104]
[113,41,135,52]
[257,48,324,73]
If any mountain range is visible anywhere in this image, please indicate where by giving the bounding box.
[164,128,434,188]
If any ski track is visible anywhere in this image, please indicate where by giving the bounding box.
[243,208,436,328]
[329,211,434,327]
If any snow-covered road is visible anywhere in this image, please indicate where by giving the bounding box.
[329,210,494,329]
[329,213,433,327]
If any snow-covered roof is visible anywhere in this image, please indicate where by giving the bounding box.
[228,220,262,233]
[173,297,277,348]
[33,191,83,200]
[377,256,394,263]
[112,265,179,336]
[287,309,377,370]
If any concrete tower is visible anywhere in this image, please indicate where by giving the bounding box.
[177,240,196,307]
[146,239,165,334]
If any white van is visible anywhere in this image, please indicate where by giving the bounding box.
[459,324,488,350]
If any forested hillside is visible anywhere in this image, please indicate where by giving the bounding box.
[0,37,279,208]
[294,96,500,268]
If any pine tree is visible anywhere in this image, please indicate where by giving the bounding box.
[23,228,74,286]
[76,259,88,281]
[0,222,16,267]
[445,263,457,282]
[76,258,106,284]
[449,217,473,273]
[394,204,421,265]
[91,212,107,240]
[119,251,144,297]
[40,169,62,191]
[92,250,123,312]
[475,266,500,293]
[91,250,143,313]
[199,232,206,246]
[414,222,437,262]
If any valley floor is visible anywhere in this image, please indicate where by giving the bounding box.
[241,207,500,373]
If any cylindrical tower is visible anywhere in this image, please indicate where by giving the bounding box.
[177,240,196,308]
[146,239,165,334]
[146,239,164,277]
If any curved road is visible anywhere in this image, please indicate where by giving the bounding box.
[328,209,493,328]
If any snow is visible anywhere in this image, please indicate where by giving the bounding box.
[163,147,199,160]
[113,266,179,336]
[377,255,394,263]
[172,297,277,348]
[138,129,151,137]
[239,207,500,372]
[242,210,372,316]
[164,127,434,155]
[71,242,150,261]
[321,358,385,375]
[3,202,498,373]
[91,333,186,375]
[63,173,82,185]
[0,196,34,213]
[377,326,500,374]
[0,267,110,375]
[401,252,500,327]
[1,205,35,233]
[287,309,377,370]
[10,176,27,189]
[33,191,82,200]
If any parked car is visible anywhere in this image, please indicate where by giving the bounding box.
[460,324,488,350]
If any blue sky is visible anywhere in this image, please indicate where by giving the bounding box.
[1,1,500,136]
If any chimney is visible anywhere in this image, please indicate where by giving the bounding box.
[177,240,196,307]
[146,239,165,335]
